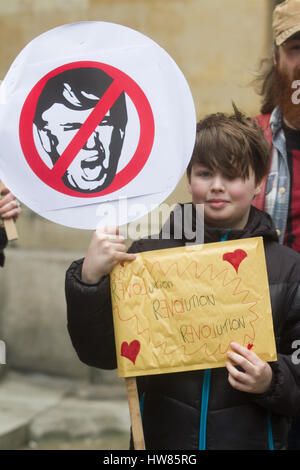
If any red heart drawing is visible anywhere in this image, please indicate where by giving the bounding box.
[121,340,141,365]
[223,249,247,273]
[247,343,254,350]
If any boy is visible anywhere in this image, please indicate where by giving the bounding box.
[65,107,300,450]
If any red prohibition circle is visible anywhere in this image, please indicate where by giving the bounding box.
[19,61,155,198]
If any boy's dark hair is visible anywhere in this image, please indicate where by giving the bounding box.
[187,104,270,184]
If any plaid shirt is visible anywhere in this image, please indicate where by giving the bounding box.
[253,107,290,244]
[258,106,290,245]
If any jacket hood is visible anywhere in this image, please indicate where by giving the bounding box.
[163,203,279,245]
[204,205,279,244]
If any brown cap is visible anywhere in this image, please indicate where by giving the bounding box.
[273,0,300,46]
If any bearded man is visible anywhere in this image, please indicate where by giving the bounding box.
[253,0,300,449]
[253,0,300,252]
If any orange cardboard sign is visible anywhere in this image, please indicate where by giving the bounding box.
[110,237,277,377]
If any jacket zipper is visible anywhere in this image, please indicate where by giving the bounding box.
[198,230,231,450]
[199,369,212,450]
[139,393,145,419]
[268,412,274,450]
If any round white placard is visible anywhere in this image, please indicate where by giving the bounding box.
[0,21,196,229]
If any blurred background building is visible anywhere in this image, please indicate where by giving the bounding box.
[0,0,282,449]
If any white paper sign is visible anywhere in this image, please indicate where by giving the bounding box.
[0,21,196,229]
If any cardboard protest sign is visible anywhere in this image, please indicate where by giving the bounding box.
[0,21,196,229]
[110,237,277,377]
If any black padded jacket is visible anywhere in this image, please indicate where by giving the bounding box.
[0,227,7,267]
[65,206,300,450]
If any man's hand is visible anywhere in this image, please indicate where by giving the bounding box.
[226,342,273,394]
[0,187,21,225]
[81,226,136,285]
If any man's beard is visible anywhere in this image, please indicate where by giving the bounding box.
[275,64,300,130]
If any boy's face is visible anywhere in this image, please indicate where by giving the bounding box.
[187,164,262,230]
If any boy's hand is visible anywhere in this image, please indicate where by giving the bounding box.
[0,187,21,224]
[226,342,273,394]
[81,226,136,285]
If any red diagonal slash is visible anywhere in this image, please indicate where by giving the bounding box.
[51,79,123,180]
[20,61,155,198]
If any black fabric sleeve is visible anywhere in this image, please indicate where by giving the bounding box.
[65,240,143,370]
[249,282,300,417]
[0,227,8,267]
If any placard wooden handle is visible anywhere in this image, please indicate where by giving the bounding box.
[0,180,18,241]
[125,377,145,450]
